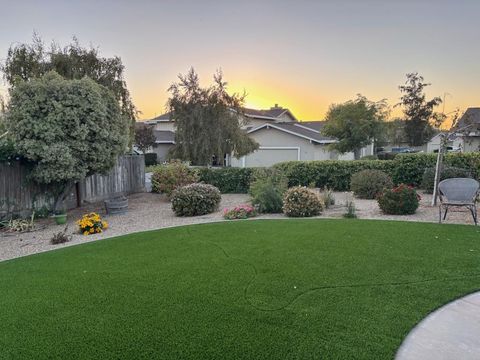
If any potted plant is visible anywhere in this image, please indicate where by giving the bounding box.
[52,209,67,225]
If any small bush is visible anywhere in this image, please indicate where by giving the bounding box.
[283,186,323,217]
[321,186,335,209]
[343,195,357,219]
[377,184,420,215]
[50,226,72,244]
[76,213,108,235]
[144,153,158,167]
[249,168,287,213]
[350,169,393,199]
[171,183,221,216]
[421,167,472,193]
[151,160,198,197]
[223,204,257,220]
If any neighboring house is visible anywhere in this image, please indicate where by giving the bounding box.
[230,121,373,167]
[138,104,374,167]
[452,107,480,152]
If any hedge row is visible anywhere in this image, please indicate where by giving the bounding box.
[195,153,480,193]
[274,160,396,191]
[196,167,254,193]
[391,152,480,186]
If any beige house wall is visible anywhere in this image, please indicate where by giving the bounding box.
[152,143,174,163]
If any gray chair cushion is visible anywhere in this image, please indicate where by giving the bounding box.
[438,178,479,204]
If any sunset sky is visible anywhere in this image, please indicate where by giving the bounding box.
[1,0,479,121]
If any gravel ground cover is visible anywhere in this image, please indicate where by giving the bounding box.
[0,191,476,262]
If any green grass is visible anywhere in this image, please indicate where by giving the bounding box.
[1,219,480,359]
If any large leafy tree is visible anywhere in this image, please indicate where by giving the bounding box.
[1,34,137,146]
[167,68,258,165]
[5,72,129,211]
[322,95,388,159]
[397,73,442,146]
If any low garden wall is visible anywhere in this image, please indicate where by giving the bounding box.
[196,153,480,193]
[0,155,145,217]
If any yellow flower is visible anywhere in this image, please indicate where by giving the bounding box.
[83,231,89,236]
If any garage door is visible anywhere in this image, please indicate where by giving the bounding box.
[244,147,299,167]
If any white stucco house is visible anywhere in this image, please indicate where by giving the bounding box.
[140,104,374,166]
[425,108,480,153]
[452,107,480,152]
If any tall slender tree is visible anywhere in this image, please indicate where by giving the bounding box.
[397,73,442,146]
[167,68,258,165]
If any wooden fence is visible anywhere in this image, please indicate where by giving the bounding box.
[0,155,145,217]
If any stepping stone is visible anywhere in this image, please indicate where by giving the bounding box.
[396,292,480,360]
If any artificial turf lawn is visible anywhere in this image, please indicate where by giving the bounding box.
[1,219,479,359]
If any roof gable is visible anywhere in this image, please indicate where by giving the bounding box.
[247,122,335,144]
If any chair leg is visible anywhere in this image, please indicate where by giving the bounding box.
[443,206,449,220]
[439,205,442,224]
[473,205,478,226]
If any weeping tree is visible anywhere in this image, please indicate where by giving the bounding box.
[1,34,137,147]
[5,72,129,212]
[167,68,258,165]
[322,95,388,159]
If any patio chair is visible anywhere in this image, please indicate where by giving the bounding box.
[438,178,479,225]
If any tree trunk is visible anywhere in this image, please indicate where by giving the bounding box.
[53,181,75,213]
[354,148,361,160]
[432,134,446,206]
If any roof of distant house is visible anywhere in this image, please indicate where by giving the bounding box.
[153,130,175,144]
[456,107,480,129]
[146,104,297,123]
[248,121,335,144]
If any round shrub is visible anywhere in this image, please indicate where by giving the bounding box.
[377,184,420,215]
[282,186,323,217]
[350,169,393,199]
[171,183,221,216]
[151,160,198,197]
[421,167,472,194]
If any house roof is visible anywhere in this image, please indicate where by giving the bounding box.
[248,121,336,144]
[456,107,480,129]
[242,106,297,121]
[147,105,297,122]
[154,130,175,144]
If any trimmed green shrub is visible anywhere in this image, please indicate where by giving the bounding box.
[421,167,472,193]
[151,161,198,197]
[377,152,397,160]
[274,160,396,191]
[377,184,420,215]
[350,169,393,199]
[361,155,378,160]
[391,153,480,186]
[144,153,157,167]
[283,186,323,217]
[196,167,254,193]
[171,183,221,216]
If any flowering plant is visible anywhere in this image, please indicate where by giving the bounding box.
[283,186,323,217]
[377,184,420,215]
[76,212,108,235]
[223,204,257,220]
